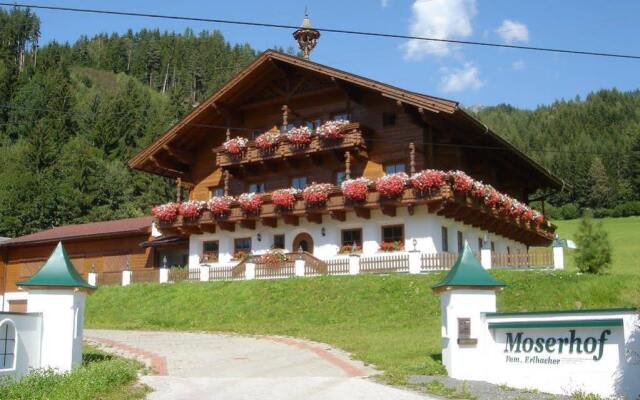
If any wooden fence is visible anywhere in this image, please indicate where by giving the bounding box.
[492,250,553,269]
[360,253,409,274]
[324,257,350,275]
[131,269,159,284]
[168,268,200,282]
[420,252,458,272]
[95,271,122,286]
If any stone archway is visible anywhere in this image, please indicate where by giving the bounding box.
[292,232,314,254]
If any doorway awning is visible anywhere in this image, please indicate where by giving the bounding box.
[140,235,188,248]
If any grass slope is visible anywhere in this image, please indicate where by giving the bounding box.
[87,271,639,383]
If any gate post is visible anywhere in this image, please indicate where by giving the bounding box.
[553,236,564,270]
[408,250,421,274]
[122,270,132,286]
[200,265,210,282]
[294,256,306,277]
[246,262,256,280]
[348,253,360,275]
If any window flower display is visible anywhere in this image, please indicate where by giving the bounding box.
[207,196,234,218]
[258,249,287,266]
[509,202,526,219]
[316,120,350,140]
[483,186,501,207]
[532,211,545,227]
[448,170,474,193]
[222,137,248,155]
[341,177,372,202]
[238,192,263,215]
[287,126,312,146]
[378,241,404,252]
[152,202,180,222]
[375,172,409,199]
[272,188,300,210]
[254,130,281,152]
[178,200,206,220]
[522,208,534,222]
[410,170,445,194]
[470,181,486,198]
[302,183,334,207]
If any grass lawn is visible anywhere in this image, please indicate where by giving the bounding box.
[552,216,640,276]
[0,346,148,400]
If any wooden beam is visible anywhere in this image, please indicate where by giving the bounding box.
[331,77,363,103]
[306,213,323,224]
[354,207,370,219]
[218,221,236,232]
[149,156,188,177]
[407,203,415,215]
[200,223,216,233]
[261,217,278,228]
[381,204,396,217]
[329,210,346,222]
[240,220,256,230]
[283,215,299,226]
[162,145,194,166]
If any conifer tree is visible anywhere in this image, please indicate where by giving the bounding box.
[574,209,612,274]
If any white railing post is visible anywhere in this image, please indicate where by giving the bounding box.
[200,265,210,282]
[159,268,169,284]
[122,270,132,286]
[87,272,97,287]
[481,248,492,269]
[246,262,256,280]
[552,236,564,270]
[408,251,421,274]
[348,253,360,275]
[295,257,305,277]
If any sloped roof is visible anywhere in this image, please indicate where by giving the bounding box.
[1,216,152,247]
[17,242,94,289]
[432,244,506,292]
[128,50,562,190]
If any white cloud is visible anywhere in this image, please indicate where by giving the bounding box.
[440,63,484,92]
[512,60,526,70]
[402,0,477,60]
[496,19,529,43]
[381,0,389,7]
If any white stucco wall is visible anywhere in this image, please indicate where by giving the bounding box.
[0,312,42,380]
[186,205,528,268]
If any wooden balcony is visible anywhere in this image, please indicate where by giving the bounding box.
[214,122,369,168]
[157,183,556,247]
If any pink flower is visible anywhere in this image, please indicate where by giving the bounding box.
[287,126,313,146]
[410,170,445,194]
[151,203,180,222]
[178,200,206,220]
[254,130,281,151]
[375,173,409,199]
[222,137,248,155]
[448,170,474,193]
[302,183,334,207]
[341,178,371,202]
[207,196,234,218]
[272,188,299,210]
[238,193,263,215]
[316,120,350,140]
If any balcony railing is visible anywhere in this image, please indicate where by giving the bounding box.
[215,122,368,167]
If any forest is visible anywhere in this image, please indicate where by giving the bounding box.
[0,7,638,237]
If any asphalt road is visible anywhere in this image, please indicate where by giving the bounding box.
[86,329,435,400]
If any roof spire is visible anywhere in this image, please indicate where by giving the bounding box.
[293,8,320,60]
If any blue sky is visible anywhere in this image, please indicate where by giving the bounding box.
[22,0,640,109]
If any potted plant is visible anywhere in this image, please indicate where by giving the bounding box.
[375,172,409,199]
[316,120,350,140]
[341,177,372,202]
[151,202,180,222]
[238,192,263,215]
[339,243,362,254]
[302,183,334,207]
[287,126,313,147]
[470,180,486,199]
[254,129,281,152]
[207,195,234,218]
[448,170,474,194]
[483,186,500,207]
[222,136,249,155]
[258,249,287,266]
[232,250,249,261]
[272,188,299,211]
[409,169,445,195]
[378,241,404,252]
[178,200,207,220]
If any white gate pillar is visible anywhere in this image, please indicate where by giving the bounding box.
[408,251,422,274]
[246,262,256,280]
[552,235,564,270]
[348,254,360,275]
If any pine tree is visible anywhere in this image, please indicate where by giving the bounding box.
[574,209,612,274]
[587,157,612,209]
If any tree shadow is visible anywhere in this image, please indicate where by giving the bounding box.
[82,351,114,365]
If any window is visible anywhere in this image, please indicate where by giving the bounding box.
[341,229,362,248]
[382,112,396,127]
[234,238,252,254]
[458,318,471,339]
[251,130,261,140]
[273,234,285,250]
[384,163,405,175]
[478,237,483,251]
[306,119,321,130]
[0,321,16,370]
[441,226,449,252]
[203,241,219,261]
[507,246,511,254]
[248,182,266,193]
[457,231,464,253]
[332,111,350,121]
[382,225,404,243]
[291,176,307,190]
[491,242,496,252]
[336,171,346,185]
[211,187,224,198]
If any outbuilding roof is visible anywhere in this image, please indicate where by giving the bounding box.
[17,242,95,289]
[0,216,153,247]
[432,244,506,292]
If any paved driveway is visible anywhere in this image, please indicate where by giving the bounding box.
[86,329,434,400]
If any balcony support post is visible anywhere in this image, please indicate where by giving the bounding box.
[344,151,351,180]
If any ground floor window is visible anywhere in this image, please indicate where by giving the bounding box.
[477,237,483,251]
[234,238,252,258]
[382,225,404,243]
[0,321,16,370]
[203,241,219,262]
[273,234,285,250]
[441,226,449,252]
[457,231,464,253]
[341,228,362,252]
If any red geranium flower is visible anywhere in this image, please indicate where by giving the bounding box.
[375,173,409,199]
[302,183,333,207]
[341,177,371,202]
[410,170,445,194]
[272,188,299,210]
[151,202,180,222]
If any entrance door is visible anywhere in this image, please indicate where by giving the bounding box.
[292,233,314,254]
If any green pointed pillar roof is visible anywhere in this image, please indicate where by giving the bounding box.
[432,243,506,292]
[17,242,95,290]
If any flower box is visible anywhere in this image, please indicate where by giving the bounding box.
[341,177,372,202]
[238,192,263,215]
[378,241,404,252]
[448,170,473,193]
[152,202,180,222]
[316,120,350,140]
[254,129,281,152]
[286,126,312,147]
[272,188,300,211]
[208,196,234,218]
[410,170,445,195]
[257,249,287,266]
[302,183,334,207]
[339,244,362,254]
[375,172,409,199]
[222,137,248,155]
[178,200,207,220]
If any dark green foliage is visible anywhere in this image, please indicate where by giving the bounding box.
[574,210,612,274]
[0,8,258,237]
